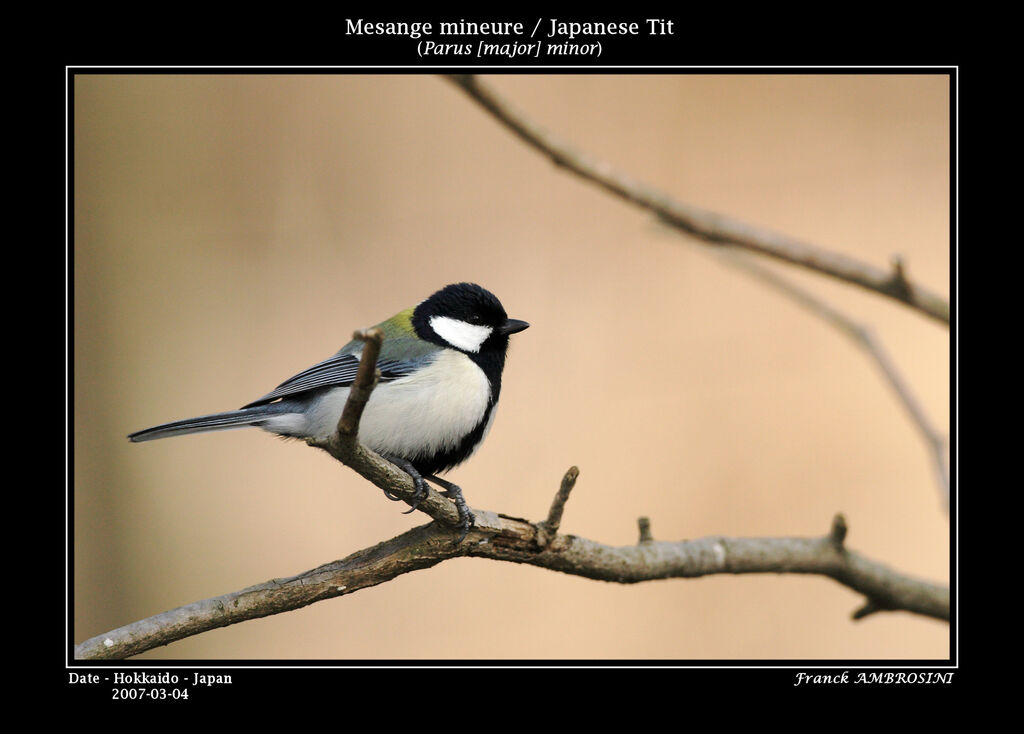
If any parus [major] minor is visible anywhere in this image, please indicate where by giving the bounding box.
[129,282,529,539]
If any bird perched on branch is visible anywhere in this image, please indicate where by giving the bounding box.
[129,282,529,539]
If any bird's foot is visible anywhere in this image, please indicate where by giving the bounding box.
[427,475,475,543]
[381,455,430,512]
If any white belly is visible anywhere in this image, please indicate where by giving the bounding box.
[268,350,492,460]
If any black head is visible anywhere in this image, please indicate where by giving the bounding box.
[412,282,529,355]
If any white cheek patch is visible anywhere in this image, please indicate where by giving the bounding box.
[430,315,493,353]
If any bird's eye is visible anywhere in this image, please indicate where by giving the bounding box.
[467,314,482,324]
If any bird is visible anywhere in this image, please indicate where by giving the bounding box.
[128,282,529,539]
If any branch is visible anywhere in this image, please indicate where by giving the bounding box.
[79,314,948,659]
[75,508,948,659]
[712,249,950,506]
[445,74,949,326]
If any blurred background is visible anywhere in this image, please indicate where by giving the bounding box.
[73,74,951,660]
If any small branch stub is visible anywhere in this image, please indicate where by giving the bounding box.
[830,513,848,549]
[638,516,653,543]
[853,599,885,620]
[888,255,912,299]
[536,466,580,547]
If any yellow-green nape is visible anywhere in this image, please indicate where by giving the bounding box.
[380,307,416,336]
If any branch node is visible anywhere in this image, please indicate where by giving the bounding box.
[638,516,653,543]
[887,255,913,298]
[829,513,848,549]
[536,466,580,548]
[852,598,887,620]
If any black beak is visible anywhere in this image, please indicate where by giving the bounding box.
[499,318,530,335]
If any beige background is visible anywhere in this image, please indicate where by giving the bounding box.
[73,74,951,660]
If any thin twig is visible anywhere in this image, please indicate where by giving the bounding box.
[75,513,948,659]
[446,74,949,326]
[715,249,950,506]
[337,327,383,436]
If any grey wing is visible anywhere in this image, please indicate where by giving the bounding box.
[242,352,422,408]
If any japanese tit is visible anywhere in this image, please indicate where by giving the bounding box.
[129,282,529,538]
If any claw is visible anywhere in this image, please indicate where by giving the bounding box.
[401,473,429,514]
[381,455,428,512]
[379,458,475,542]
[429,475,475,543]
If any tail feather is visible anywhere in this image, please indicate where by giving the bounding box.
[128,404,292,442]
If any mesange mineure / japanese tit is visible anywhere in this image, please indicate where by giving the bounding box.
[129,282,529,540]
